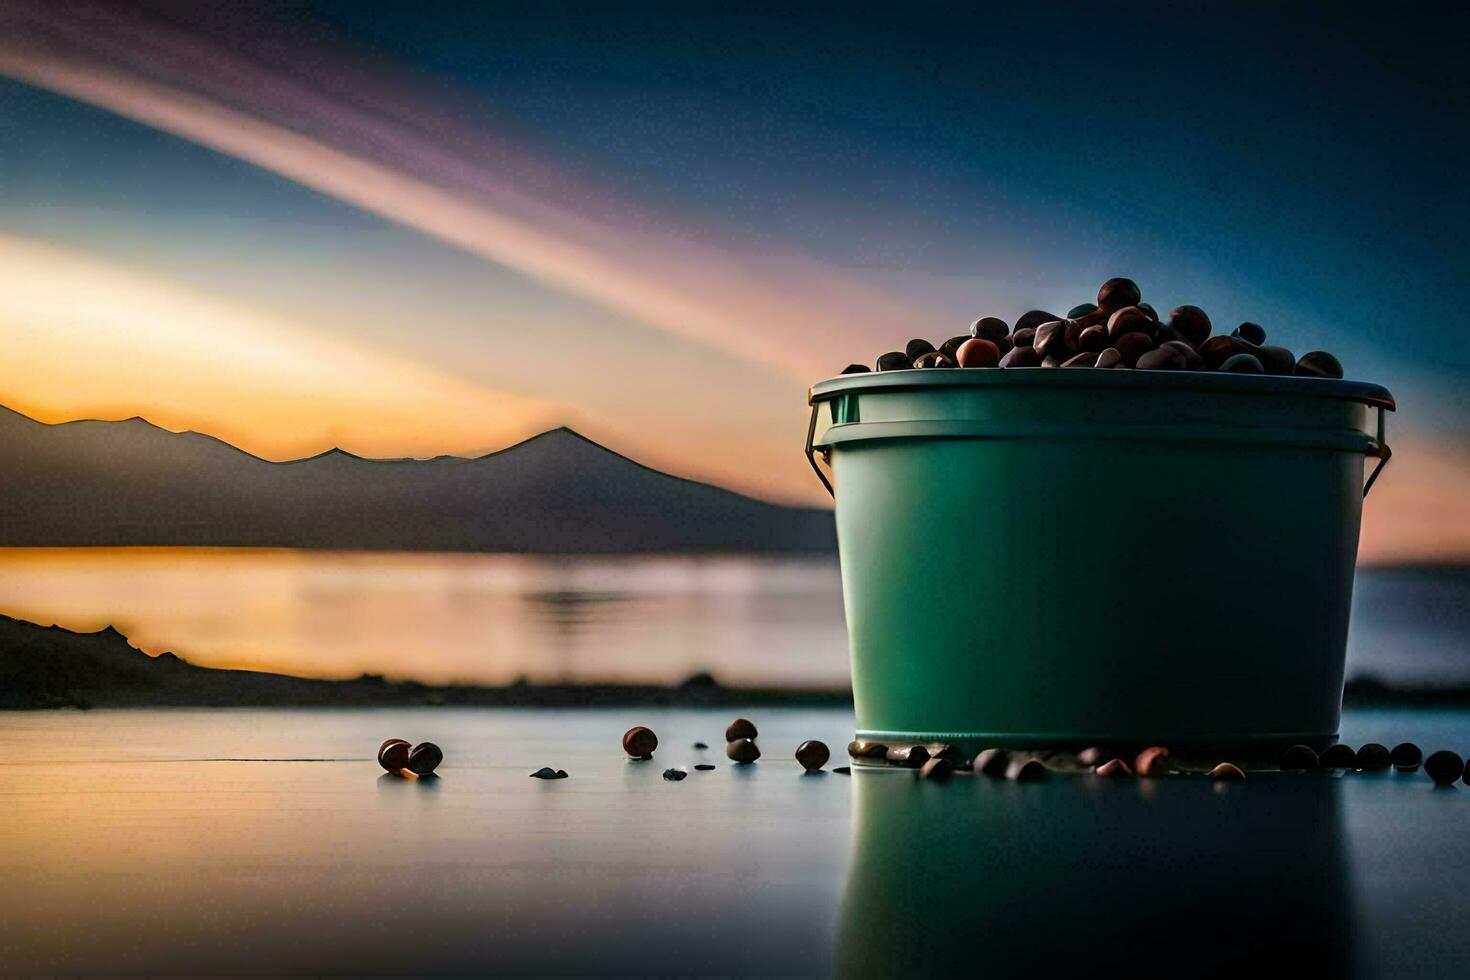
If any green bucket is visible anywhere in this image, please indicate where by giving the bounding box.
[806,369,1394,763]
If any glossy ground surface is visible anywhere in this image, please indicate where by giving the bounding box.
[3,706,1468,976]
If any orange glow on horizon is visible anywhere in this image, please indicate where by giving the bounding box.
[1356,437,1470,566]
[0,232,563,463]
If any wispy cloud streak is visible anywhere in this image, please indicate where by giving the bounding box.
[0,2,935,382]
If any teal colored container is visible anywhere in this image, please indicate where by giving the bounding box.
[806,369,1394,761]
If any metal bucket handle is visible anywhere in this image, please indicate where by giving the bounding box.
[1362,403,1392,496]
[804,400,834,497]
[806,399,1393,500]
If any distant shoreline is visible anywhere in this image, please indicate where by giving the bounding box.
[0,614,849,710]
[2,614,1467,711]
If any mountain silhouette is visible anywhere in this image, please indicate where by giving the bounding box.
[0,405,835,553]
[0,614,851,708]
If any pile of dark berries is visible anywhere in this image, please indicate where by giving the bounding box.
[845,738,1470,785]
[1295,742,1469,786]
[841,277,1345,378]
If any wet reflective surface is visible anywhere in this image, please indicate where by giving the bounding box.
[0,550,849,687]
[2,707,1468,975]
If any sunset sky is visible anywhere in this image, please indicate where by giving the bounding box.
[0,2,1467,561]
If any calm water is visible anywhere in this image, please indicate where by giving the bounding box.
[0,549,1467,687]
[0,549,847,687]
[1,706,1468,975]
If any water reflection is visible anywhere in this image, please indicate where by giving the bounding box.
[0,549,1464,688]
[837,772,1356,977]
[0,549,848,687]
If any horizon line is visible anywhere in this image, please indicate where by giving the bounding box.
[0,401,836,512]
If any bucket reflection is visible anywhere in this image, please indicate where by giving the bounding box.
[837,771,1357,977]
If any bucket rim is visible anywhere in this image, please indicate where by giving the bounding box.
[808,367,1395,411]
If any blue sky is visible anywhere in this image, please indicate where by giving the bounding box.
[0,1,1466,556]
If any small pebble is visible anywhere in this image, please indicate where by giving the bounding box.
[847,740,888,759]
[833,766,852,775]
[906,338,936,360]
[1033,320,1072,358]
[694,764,716,771]
[1297,350,1344,379]
[1016,310,1061,333]
[795,740,831,772]
[1198,335,1259,369]
[1256,346,1296,375]
[1425,750,1463,785]
[1077,325,1110,352]
[1067,303,1098,319]
[662,768,688,781]
[1094,347,1124,369]
[970,316,1010,342]
[876,351,911,371]
[1280,744,1320,771]
[1232,322,1267,345]
[1005,758,1046,782]
[1095,758,1132,777]
[727,738,761,764]
[1391,742,1422,771]
[407,742,443,775]
[939,335,970,361]
[956,338,1001,368]
[1041,354,1063,368]
[1074,306,1109,330]
[1356,743,1391,771]
[927,744,963,766]
[1114,332,1154,367]
[1107,306,1155,341]
[913,351,956,369]
[530,767,568,779]
[378,738,410,773]
[999,345,1041,368]
[918,757,953,781]
[1062,350,1100,368]
[839,363,870,374]
[725,718,758,742]
[1210,762,1246,781]
[1219,352,1265,373]
[1167,305,1211,345]
[1136,302,1159,321]
[1136,346,1187,371]
[1134,746,1170,777]
[692,741,709,749]
[887,745,930,768]
[1160,340,1205,369]
[1010,326,1038,349]
[1320,744,1357,769]
[1096,277,1141,312]
[622,726,658,759]
[972,748,1009,777]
